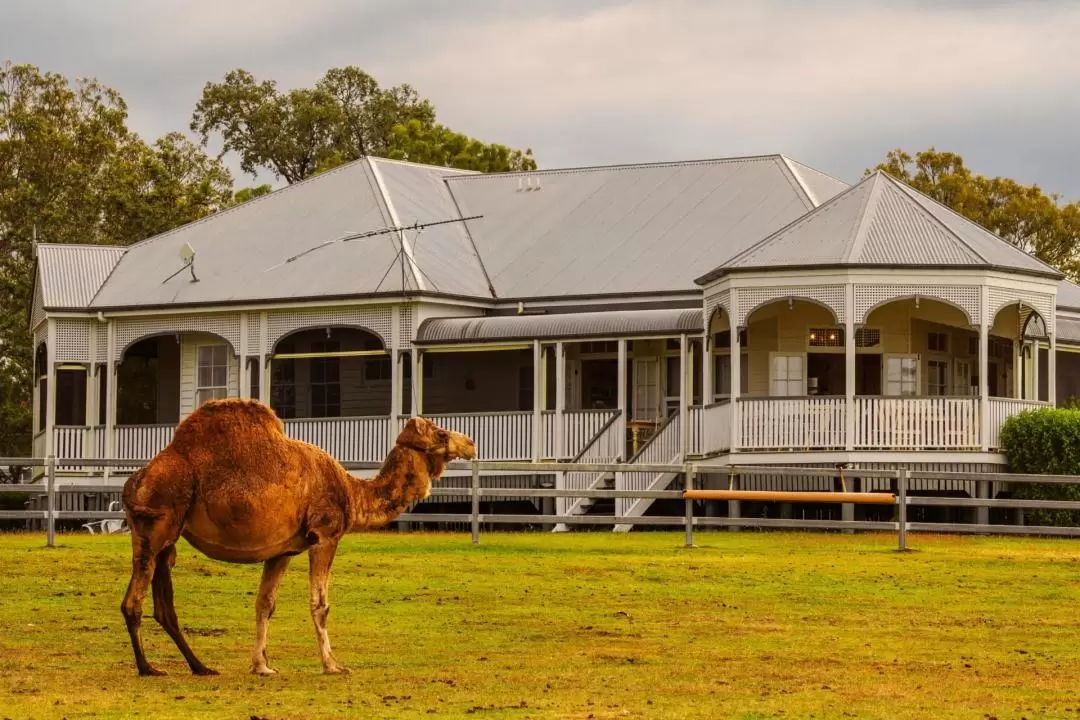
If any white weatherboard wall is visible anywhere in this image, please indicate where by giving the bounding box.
[179,333,240,418]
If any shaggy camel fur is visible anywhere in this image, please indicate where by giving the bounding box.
[120,398,476,676]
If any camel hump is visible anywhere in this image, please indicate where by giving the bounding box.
[171,398,285,448]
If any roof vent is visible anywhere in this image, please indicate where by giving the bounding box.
[517,176,542,192]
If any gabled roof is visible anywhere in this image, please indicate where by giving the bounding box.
[416,307,702,345]
[446,155,830,299]
[780,156,849,207]
[35,244,125,309]
[696,171,1063,283]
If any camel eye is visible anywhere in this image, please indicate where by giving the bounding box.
[436,431,449,443]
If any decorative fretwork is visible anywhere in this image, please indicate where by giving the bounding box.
[703,290,730,329]
[988,286,1055,335]
[398,305,414,349]
[116,314,241,357]
[855,328,881,348]
[266,306,393,352]
[246,314,262,357]
[30,280,45,332]
[807,327,843,348]
[737,285,845,326]
[855,284,980,325]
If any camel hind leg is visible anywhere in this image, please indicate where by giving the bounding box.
[152,545,217,676]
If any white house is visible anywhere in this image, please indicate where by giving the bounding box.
[28,154,1080,523]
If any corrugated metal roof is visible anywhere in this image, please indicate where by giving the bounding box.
[445,155,818,299]
[36,244,125,308]
[700,171,1063,282]
[416,308,703,344]
[1058,280,1080,310]
[369,158,493,298]
[782,156,849,207]
[89,159,415,309]
[1057,316,1080,344]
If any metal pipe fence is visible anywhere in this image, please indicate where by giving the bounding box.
[5,458,1080,550]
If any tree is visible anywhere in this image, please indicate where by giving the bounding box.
[231,184,273,206]
[870,148,1080,277]
[386,119,536,172]
[191,66,535,183]
[0,62,232,476]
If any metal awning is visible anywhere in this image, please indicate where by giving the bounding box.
[415,308,703,346]
[1056,316,1080,345]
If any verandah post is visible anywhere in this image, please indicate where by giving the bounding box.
[684,463,696,547]
[470,459,481,545]
[897,468,908,552]
[46,455,56,548]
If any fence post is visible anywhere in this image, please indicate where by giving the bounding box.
[684,464,696,548]
[897,468,907,552]
[46,455,57,548]
[470,459,480,545]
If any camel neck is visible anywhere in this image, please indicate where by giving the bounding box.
[346,446,438,530]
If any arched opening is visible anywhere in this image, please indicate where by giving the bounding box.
[709,307,745,402]
[269,327,390,419]
[34,343,47,434]
[116,336,183,425]
[864,297,974,397]
[744,299,842,397]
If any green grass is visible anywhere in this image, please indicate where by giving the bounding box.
[2,531,1080,719]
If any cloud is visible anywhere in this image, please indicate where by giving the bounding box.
[3,0,1079,196]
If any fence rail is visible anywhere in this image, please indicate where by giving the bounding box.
[8,457,1080,550]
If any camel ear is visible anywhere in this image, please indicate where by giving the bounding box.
[397,417,435,449]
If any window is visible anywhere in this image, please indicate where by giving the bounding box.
[714,330,748,348]
[771,354,805,397]
[35,345,47,432]
[713,354,749,398]
[310,341,341,418]
[518,365,534,411]
[928,332,949,353]
[364,356,392,382]
[270,360,296,419]
[249,359,260,401]
[808,328,843,348]
[885,355,918,396]
[581,341,617,354]
[927,360,948,396]
[196,345,229,407]
[98,369,107,425]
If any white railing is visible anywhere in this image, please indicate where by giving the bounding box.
[32,431,46,463]
[114,424,175,460]
[284,416,391,463]
[739,397,846,451]
[617,414,682,518]
[54,426,87,469]
[541,410,621,459]
[423,412,534,461]
[853,397,979,449]
[560,413,625,517]
[702,401,732,455]
[986,398,1047,450]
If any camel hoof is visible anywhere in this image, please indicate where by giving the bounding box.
[138,665,167,677]
[192,666,219,676]
[323,665,350,676]
[251,665,279,677]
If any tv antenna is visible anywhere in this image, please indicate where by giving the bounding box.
[263,215,482,272]
[161,242,199,284]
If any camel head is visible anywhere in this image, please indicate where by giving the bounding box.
[396,417,477,463]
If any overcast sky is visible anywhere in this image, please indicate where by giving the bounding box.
[4,0,1080,197]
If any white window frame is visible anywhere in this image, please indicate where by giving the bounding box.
[926,358,949,397]
[769,352,806,397]
[884,353,919,397]
[196,343,229,407]
[712,351,748,401]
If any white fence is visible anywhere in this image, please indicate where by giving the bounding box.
[739,397,846,450]
[114,425,175,460]
[559,413,625,517]
[540,410,621,460]
[283,416,390,463]
[423,412,534,461]
[617,415,682,518]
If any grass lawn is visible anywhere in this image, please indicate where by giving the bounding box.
[2,531,1080,719]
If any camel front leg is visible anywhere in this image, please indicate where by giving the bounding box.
[251,554,291,676]
[308,542,347,674]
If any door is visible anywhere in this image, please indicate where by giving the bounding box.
[633,358,660,421]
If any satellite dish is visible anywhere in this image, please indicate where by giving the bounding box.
[179,242,196,263]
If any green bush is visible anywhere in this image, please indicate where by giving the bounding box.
[999,407,1080,526]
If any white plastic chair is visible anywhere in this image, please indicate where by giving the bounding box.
[83,501,128,535]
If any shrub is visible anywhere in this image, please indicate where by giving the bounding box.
[998,407,1080,526]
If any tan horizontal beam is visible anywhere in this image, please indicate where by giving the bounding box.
[271,350,388,360]
[682,489,896,505]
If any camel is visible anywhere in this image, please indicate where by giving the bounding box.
[120,398,476,677]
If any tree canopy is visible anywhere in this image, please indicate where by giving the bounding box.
[191,66,535,183]
[0,62,233,473]
[870,148,1080,277]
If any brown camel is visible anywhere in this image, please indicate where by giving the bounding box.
[120,398,476,677]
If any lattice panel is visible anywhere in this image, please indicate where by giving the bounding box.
[54,319,92,363]
[737,285,845,326]
[246,315,263,357]
[116,314,241,356]
[399,305,414,349]
[30,279,46,332]
[95,322,108,363]
[703,290,730,329]
[266,306,393,351]
[988,287,1054,335]
[855,284,980,325]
